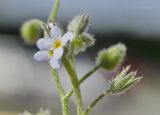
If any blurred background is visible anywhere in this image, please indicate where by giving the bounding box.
[0,0,160,115]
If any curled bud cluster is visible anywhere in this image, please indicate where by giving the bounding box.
[21,19,43,44]
[96,43,126,70]
[109,66,142,94]
[67,13,95,55]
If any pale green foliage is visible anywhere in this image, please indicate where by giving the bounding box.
[109,66,142,94]
[72,33,95,55]
[20,109,50,115]
[19,111,32,115]
[21,19,43,44]
[96,43,126,70]
[36,108,50,115]
[68,13,90,36]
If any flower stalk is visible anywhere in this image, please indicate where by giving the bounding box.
[62,56,84,115]
[66,64,101,98]
[51,69,69,115]
[83,90,111,115]
[49,0,60,22]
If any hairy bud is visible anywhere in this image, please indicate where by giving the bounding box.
[72,33,95,55]
[109,66,142,94]
[21,19,43,45]
[68,13,90,35]
[96,43,126,70]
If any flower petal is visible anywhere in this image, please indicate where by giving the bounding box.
[62,32,73,45]
[50,58,60,69]
[36,38,53,50]
[50,26,61,39]
[34,51,49,61]
[53,47,64,59]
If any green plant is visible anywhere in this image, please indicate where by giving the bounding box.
[20,0,142,115]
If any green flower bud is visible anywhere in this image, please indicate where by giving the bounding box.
[109,66,142,94]
[96,43,126,70]
[72,33,95,55]
[68,13,90,35]
[21,19,44,45]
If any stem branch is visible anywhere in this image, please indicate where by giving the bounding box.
[66,64,101,98]
[83,90,110,115]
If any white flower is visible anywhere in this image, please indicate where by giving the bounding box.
[34,25,73,69]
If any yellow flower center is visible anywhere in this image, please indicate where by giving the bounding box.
[54,40,62,48]
[49,51,54,57]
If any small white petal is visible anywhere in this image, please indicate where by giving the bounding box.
[50,26,61,39]
[50,58,60,69]
[34,51,49,61]
[53,47,64,59]
[48,23,54,28]
[36,38,53,50]
[62,32,73,45]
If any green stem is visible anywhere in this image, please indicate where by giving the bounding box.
[83,90,111,115]
[61,97,69,115]
[49,0,60,22]
[66,64,101,98]
[62,56,83,115]
[51,69,69,115]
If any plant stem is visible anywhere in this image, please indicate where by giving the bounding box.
[61,97,69,115]
[49,0,60,22]
[62,56,83,115]
[51,69,69,115]
[66,64,101,98]
[83,90,110,115]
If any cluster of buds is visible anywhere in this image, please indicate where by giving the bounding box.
[67,13,95,55]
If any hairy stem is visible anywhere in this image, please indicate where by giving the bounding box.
[62,56,83,115]
[51,69,69,115]
[49,0,60,22]
[66,64,101,98]
[83,90,110,115]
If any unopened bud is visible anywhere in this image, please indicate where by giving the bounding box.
[68,13,90,35]
[109,66,142,94]
[96,43,126,70]
[72,33,95,55]
[21,19,43,45]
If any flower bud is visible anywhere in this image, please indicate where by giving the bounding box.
[68,13,90,35]
[72,33,95,55]
[21,19,43,45]
[96,43,126,70]
[109,66,142,94]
